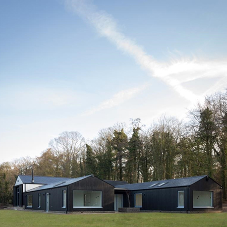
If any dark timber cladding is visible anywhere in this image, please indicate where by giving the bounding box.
[24,175,114,212]
[129,187,189,211]
[115,175,222,212]
[24,186,68,212]
[190,176,222,211]
[68,176,114,212]
[15,174,222,213]
[13,185,23,207]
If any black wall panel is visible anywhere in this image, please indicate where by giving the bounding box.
[190,177,222,211]
[128,187,188,212]
[68,176,114,212]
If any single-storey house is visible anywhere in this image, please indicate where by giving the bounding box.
[13,174,222,212]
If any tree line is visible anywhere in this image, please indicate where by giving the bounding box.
[1,90,227,204]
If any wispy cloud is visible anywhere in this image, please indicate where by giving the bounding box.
[66,0,227,112]
[83,83,149,116]
[0,85,79,110]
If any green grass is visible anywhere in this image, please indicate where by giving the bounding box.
[0,210,227,227]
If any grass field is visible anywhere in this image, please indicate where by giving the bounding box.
[0,210,227,227]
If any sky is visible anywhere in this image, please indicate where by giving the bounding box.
[0,0,227,164]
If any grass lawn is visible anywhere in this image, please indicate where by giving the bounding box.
[0,210,227,227]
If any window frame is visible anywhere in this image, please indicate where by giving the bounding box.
[193,191,214,208]
[177,191,184,208]
[134,193,142,208]
[62,190,67,208]
[38,193,41,208]
[73,190,103,208]
[27,194,32,208]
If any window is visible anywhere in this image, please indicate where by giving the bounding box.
[193,191,213,208]
[135,193,142,208]
[17,188,20,206]
[27,195,32,207]
[178,191,184,208]
[73,190,102,208]
[38,194,41,208]
[157,182,167,187]
[149,183,158,188]
[62,190,66,208]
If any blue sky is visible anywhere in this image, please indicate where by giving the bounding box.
[0,0,227,163]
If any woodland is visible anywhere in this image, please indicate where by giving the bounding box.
[1,90,227,204]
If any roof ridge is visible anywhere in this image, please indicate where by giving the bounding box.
[26,175,93,192]
[114,175,208,190]
[19,175,72,179]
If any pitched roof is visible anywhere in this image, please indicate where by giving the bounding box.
[18,175,72,185]
[104,180,128,187]
[26,175,92,192]
[114,175,208,190]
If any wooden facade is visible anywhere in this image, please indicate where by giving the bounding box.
[14,175,222,213]
[24,186,68,212]
[189,176,222,211]
[119,176,222,212]
[23,175,114,212]
[68,176,114,212]
[128,187,189,211]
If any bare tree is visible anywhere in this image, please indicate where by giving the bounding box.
[49,131,85,177]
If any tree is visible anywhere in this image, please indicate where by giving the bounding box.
[85,144,97,175]
[176,135,198,177]
[148,117,179,180]
[99,139,114,180]
[219,112,227,199]
[34,149,57,176]
[111,129,128,181]
[140,133,152,182]
[204,91,227,199]
[0,164,13,204]
[197,107,217,177]
[126,127,142,183]
[49,131,85,177]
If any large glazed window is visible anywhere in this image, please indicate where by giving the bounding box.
[27,195,32,207]
[135,193,142,208]
[62,190,66,208]
[73,190,102,208]
[193,191,213,208]
[38,194,41,208]
[178,191,184,208]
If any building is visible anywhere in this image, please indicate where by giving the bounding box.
[113,175,222,212]
[13,175,114,212]
[13,174,222,212]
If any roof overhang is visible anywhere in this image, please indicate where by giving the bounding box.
[114,188,128,191]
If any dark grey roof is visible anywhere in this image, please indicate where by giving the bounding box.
[27,175,92,192]
[115,175,208,191]
[19,175,72,185]
[104,180,128,187]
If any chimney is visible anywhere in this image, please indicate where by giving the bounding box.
[31,168,34,183]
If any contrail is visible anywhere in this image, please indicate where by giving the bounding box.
[66,0,227,107]
[82,83,149,116]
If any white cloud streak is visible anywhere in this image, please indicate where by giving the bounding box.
[83,83,149,116]
[66,0,227,112]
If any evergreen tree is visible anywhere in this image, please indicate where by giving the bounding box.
[126,127,142,183]
[71,154,79,178]
[220,112,227,199]
[140,134,152,182]
[103,139,114,180]
[197,107,217,177]
[0,172,11,204]
[111,129,128,181]
[85,144,97,175]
